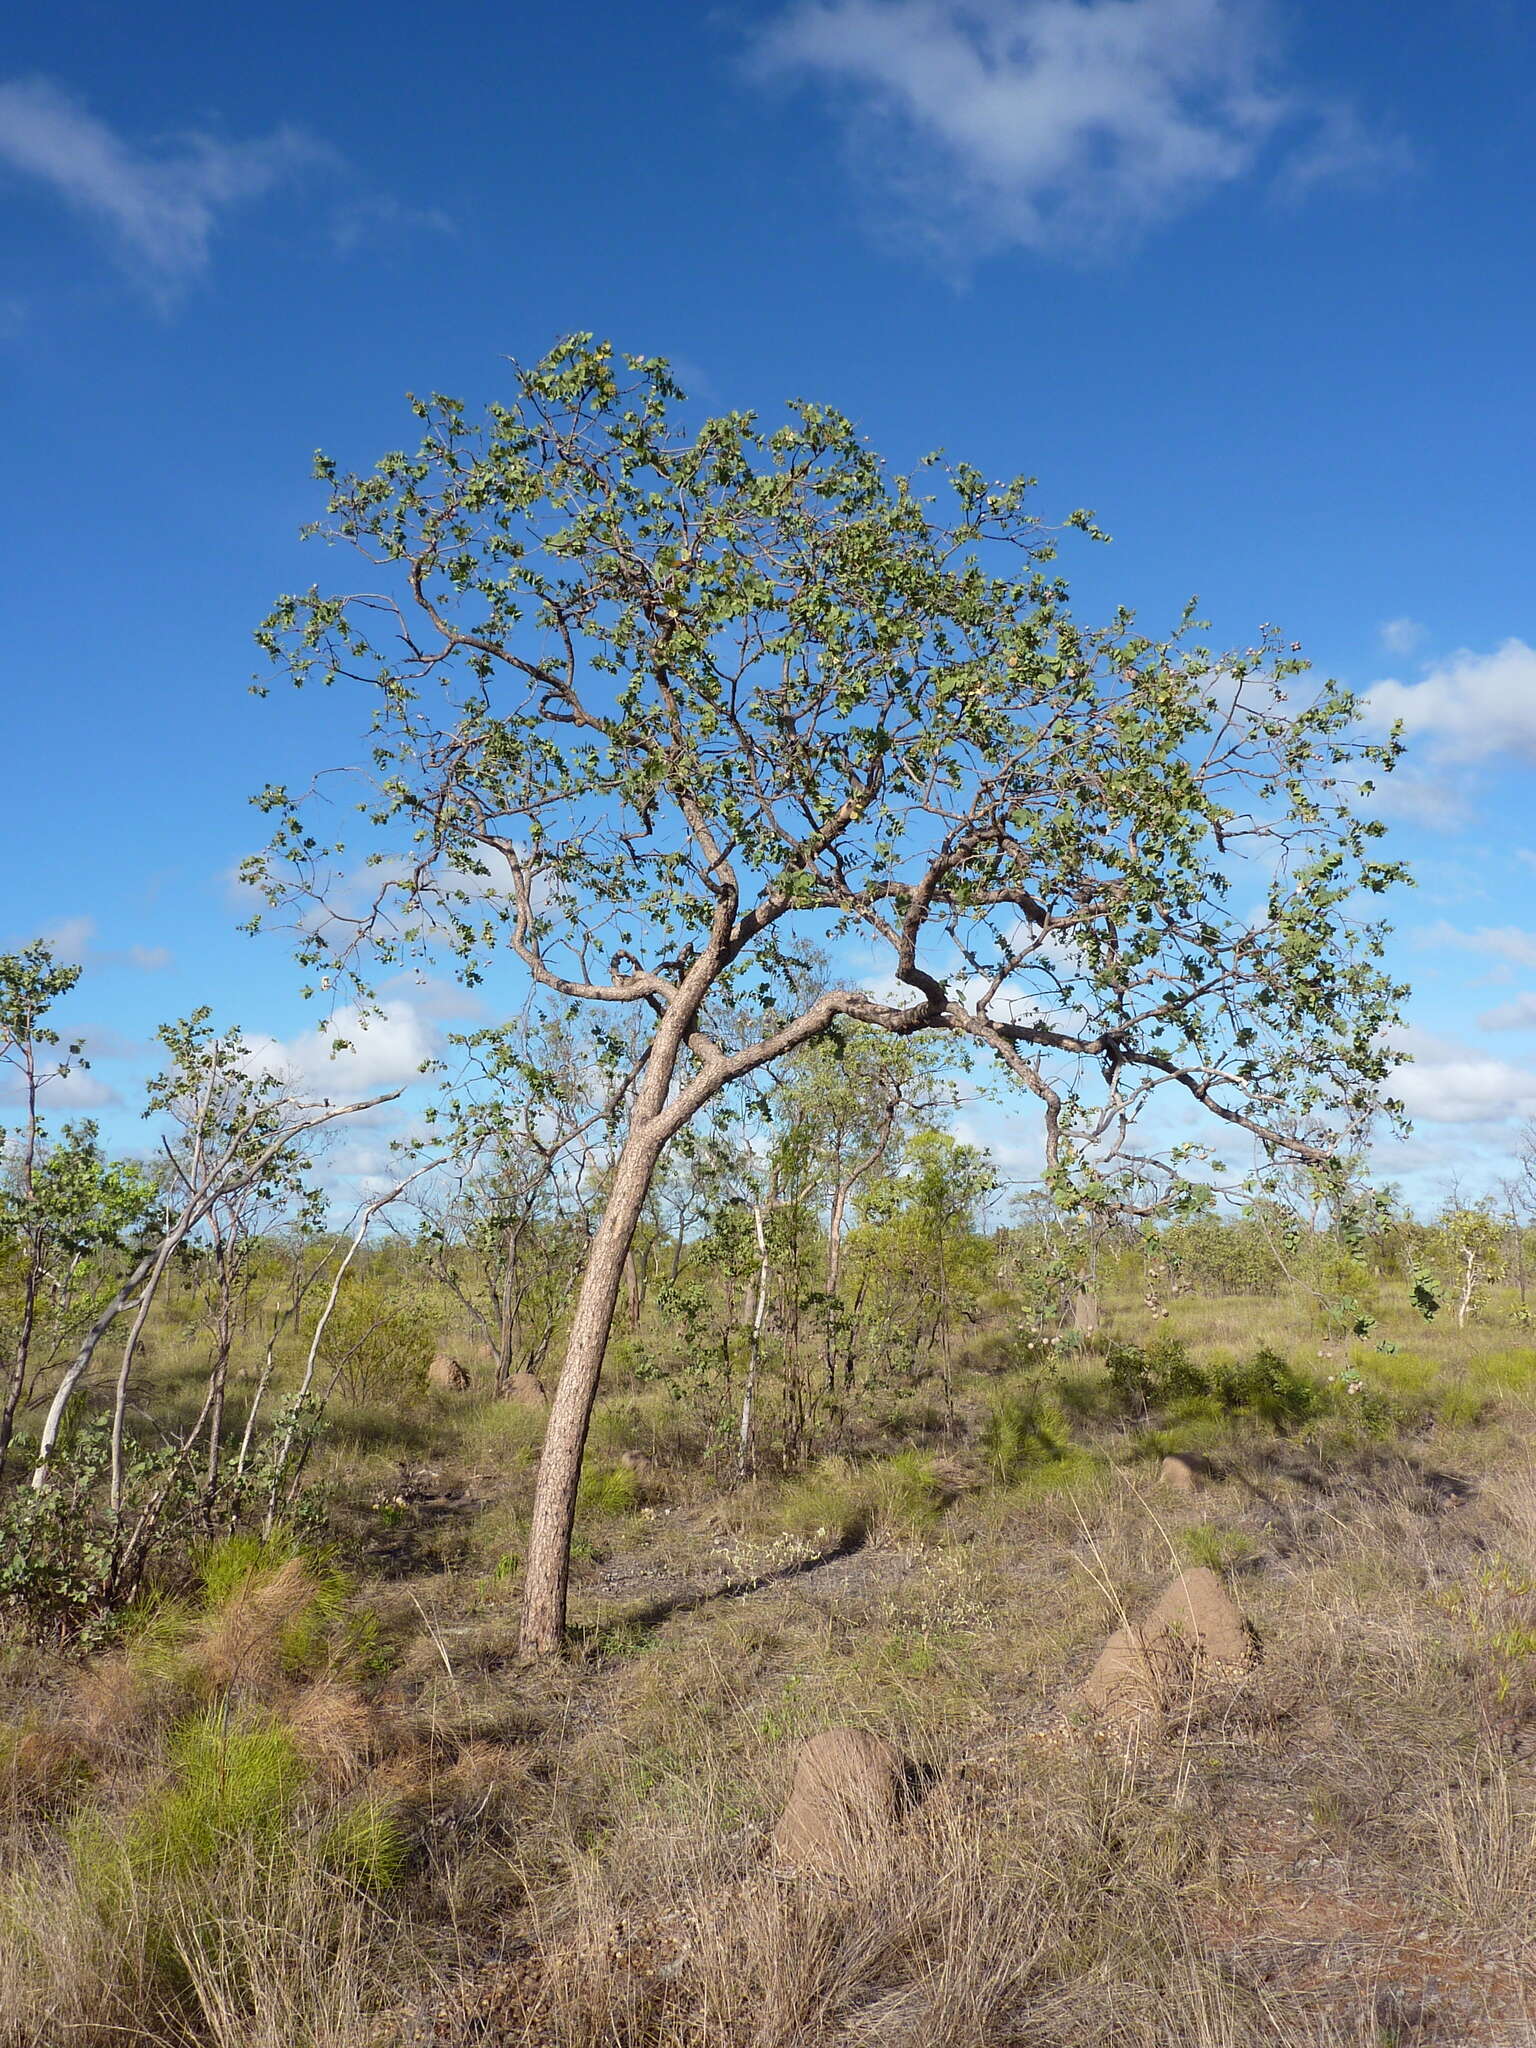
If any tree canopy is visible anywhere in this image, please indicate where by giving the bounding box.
[246,335,1408,1651]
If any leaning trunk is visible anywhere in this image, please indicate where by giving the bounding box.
[519,1121,664,1658]
[33,1250,158,1489]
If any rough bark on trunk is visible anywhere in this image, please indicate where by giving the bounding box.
[518,1122,663,1658]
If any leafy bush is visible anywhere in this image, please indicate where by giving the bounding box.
[320,1275,436,1402]
[0,1418,207,1632]
[1104,1335,1209,1415]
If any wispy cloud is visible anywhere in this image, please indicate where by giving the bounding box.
[37,913,98,963]
[750,0,1406,258]
[1417,920,1536,971]
[0,76,330,299]
[30,914,173,973]
[329,191,455,254]
[1363,638,1536,767]
[1478,993,1536,1033]
[1379,616,1425,657]
[1358,766,1470,834]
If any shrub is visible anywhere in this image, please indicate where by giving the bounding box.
[1211,1346,1324,1427]
[1104,1336,1208,1415]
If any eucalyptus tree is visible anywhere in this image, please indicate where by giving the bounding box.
[0,946,157,1473]
[900,1130,999,1422]
[30,1011,397,1502]
[247,337,1407,1654]
[413,1009,625,1390]
[774,1025,954,1298]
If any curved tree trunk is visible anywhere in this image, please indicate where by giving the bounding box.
[518,1120,664,1658]
[32,1251,157,1489]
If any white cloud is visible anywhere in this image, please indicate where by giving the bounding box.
[21,916,173,973]
[37,914,96,962]
[247,1002,439,1099]
[1478,993,1536,1033]
[1391,1026,1536,1127]
[1358,766,1469,833]
[752,0,1402,255]
[0,1064,119,1110]
[1418,920,1536,971]
[1379,616,1425,657]
[0,76,329,295]
[1363,639,1536,766]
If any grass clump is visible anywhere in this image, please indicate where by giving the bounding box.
[123,1710,308,1881]
[314,1795,410,1891]
[188,1542,357,1696]
[773,1460,873,1548]
[982,1383,1074,1483]
[1106,1336,1332,1430]
[1178,1523,1259,1573]
[576,1460,642,1519]
[863,1449,944,1536]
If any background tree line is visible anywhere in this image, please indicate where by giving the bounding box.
[7,930,1535,1637]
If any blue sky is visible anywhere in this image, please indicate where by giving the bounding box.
[3,0,1535,1209]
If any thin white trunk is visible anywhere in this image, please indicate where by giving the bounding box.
[737,1201,770,1484]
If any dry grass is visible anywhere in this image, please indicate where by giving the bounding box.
[7,1291,1536,2044]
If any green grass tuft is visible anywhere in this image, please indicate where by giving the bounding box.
[982,1383,1074,1483]
[576,1460,642,1519]
[315,1796,409,1891]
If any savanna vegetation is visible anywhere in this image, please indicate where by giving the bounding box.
[7,342,1536,2046]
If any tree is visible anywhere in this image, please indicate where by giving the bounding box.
[898,1131,998,1423]
[0,947,159,1474]
[1433,1199,1504,1329]
[411,1010,622,1391]
[30,1010,397,1514]
[774,1025,952,1299]
[247,337,1407,1654]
